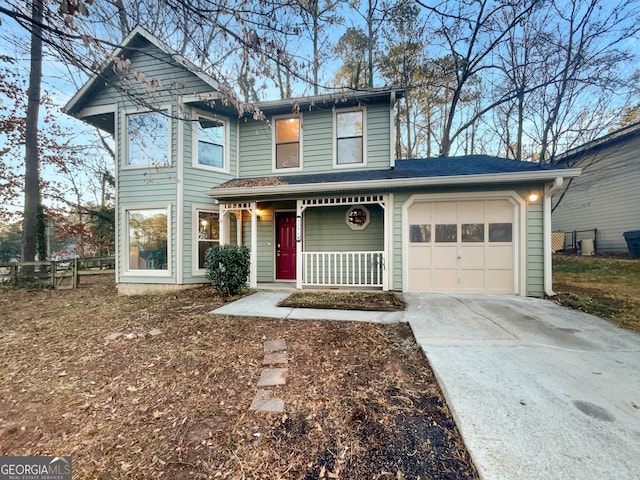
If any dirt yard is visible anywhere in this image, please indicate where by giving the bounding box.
[0,279,478,479]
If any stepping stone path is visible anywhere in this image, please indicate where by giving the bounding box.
[249,338,288,414]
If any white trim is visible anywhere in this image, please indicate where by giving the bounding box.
[250,202,258,287]
[544,177,564,296]
[121,204,172,278]
[77,104,116,118]
[114,104,120,282]
[386,193,394,290]
[390,92,396,168]
[191,204,221,277]
[207,169,581,199]
[401,191,526,295]
[272,113,303,173]
[333,106,367,169]
[182,92,223,104]
[121,105,172,169]
[192,109,230,173]
[176,103,184,283]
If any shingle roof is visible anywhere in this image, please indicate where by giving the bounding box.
[216,155,573,190]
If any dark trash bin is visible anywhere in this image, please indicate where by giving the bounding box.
[623,230,640,258]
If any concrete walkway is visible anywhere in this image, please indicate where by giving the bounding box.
[211,291,640,480]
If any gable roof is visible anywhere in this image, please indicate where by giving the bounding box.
[63,26,225,117]
[207,156,581,200]
[556,121,640,163]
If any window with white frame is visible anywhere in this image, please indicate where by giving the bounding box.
[196,210,219,270]
[195,115,225,169]
[127,208,169,271]
[336,109,364,165]
[274,116,301,169]
[127,111,169,166]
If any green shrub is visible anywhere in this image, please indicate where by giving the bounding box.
[204,245,250,296]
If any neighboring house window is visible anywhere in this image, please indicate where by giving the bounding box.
[197,210,219,270]
[336,109,364,165]
[195,115,226,170]
[274,116,301,169]
[127,208,169,271]
[127,111,169,166]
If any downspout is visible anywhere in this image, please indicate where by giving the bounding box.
[544,177,563,296]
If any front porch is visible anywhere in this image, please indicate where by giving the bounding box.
[219,194,391,290]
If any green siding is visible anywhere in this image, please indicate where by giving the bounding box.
[366,104,391,169]
[237,104,393,178]
[526,202,544,296]
[305,205,384,251]
[392,192,411,291]
[182,106,237,283]
[109,42,223,285]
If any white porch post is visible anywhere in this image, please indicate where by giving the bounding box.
[296,200,303,289]
[382,194,389,291]
[250,202,257,288]
[219,205,226,246]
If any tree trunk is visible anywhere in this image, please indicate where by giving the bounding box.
[22,0,43,263]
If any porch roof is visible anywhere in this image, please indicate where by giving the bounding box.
[207,156,581,200]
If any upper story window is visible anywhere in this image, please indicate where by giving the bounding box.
[127,111,169,166]
[336,109,364,166]
[195,114,226,170]
[274,116,301,170]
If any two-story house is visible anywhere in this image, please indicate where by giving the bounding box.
[64,27,580,296]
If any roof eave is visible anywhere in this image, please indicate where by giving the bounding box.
[206,168,582,200]
[64,26,226,117]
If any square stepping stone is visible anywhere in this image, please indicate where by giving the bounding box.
[249,389,285,413]
[257,368,288,387]
[264,338,287,353]
[263,352,288,365]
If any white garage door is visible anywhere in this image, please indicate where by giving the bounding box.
[407,199,516,293]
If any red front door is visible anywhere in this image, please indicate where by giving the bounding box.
[276,212,297,280]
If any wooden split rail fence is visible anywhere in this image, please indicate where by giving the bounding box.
[0,256,115,289]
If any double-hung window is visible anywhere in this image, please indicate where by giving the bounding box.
[126,207,169,272]
[336,109,364,165]
[126,111,169,166]
[195,114,226,170]
[274,116,301,170]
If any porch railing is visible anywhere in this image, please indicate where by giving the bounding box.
[301,251,384,287]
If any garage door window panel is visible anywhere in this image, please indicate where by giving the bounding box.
[462,224,484,242]
[489,223,513,242]
[410,224,431,243]
[435,224,457,242]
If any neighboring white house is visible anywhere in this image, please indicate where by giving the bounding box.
[553,122,640,253]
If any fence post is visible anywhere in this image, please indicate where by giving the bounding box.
[11,264,17,287]
[72,258,79,289]
[51,262,57,288]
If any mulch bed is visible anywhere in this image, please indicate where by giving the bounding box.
[0,278,477,479]
[278,290,406,311]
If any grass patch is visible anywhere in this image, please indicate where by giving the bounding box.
[553,255,640,333]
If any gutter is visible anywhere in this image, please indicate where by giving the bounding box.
[205,168,582,200]
[543,177,564,296]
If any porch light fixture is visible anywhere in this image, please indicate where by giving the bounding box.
[527,192,540,203]
[346,205,370,230]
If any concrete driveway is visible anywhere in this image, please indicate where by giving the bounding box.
[404,293,640,480]
[213,291,640,479]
